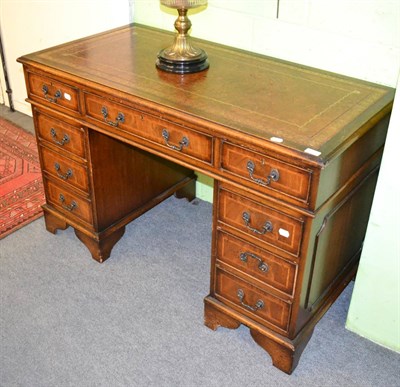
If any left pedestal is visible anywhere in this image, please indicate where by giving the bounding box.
[34,109,196,263]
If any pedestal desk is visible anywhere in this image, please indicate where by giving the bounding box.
[18,24,394,374]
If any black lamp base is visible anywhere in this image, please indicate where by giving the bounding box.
[156,49,209,74]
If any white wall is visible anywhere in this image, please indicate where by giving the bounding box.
[0,0,131,115]
[346,76,400,352]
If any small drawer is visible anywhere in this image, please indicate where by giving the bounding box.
[35,111,86,159]
[215,269,291,332]
[44,179,93,225]
[27,72,80,113]
[84,92,213,164]
[221,142,312,204]
[84,91,142,133]
[218,187,304,257]
[40,146,89,193]
[216,231,297,296]
[145,116,213,164]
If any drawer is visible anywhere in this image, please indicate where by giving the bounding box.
[44,179,93,225]
[84,91,143,133]
[27,72,80,113]
[216,231,297,296]
[218,187,304,257]
[221,142,312,204]
[215,269,291,332]
[84,92,213,164]
[35,111,86,159]
[40,146,89,193]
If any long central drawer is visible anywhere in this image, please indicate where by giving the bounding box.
[83,92,213,165]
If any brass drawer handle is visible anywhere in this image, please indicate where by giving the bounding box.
[247,160,279,187]
[59,193,77,212]
[240,252,269,272]
[237,289,264,312]
[101,106,125,127]
[50,128,70,146]
[162,129,189,151]
[42,84,62,103]
[54,163,73,180]
[242,211,273,235]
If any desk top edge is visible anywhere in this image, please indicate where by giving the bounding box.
[18,23,395,162]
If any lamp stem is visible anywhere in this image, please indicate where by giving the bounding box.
[175,8,191,37]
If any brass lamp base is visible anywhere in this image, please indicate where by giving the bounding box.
[156,6,209,74]
[156,49,209,74]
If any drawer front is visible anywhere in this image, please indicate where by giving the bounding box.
[215,269,291,332]
[45,179,93,225]
[218,188,304,257]
[217,232,297,296]
[40,146,89,193]
[35,111,86,159]
[221,142,312,204]
[84,92,213,164]
[84,91,142,133]
[28,72,79,113]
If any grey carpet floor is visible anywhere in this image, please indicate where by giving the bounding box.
[1,196,399,387]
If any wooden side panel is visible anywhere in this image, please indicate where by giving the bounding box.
[316,115,389,209]
[87,130,195,231]
[304,168,379,312]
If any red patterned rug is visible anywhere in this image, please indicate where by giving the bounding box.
[0,117,45,239]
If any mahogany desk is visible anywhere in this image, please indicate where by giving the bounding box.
[18,24,394,374]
